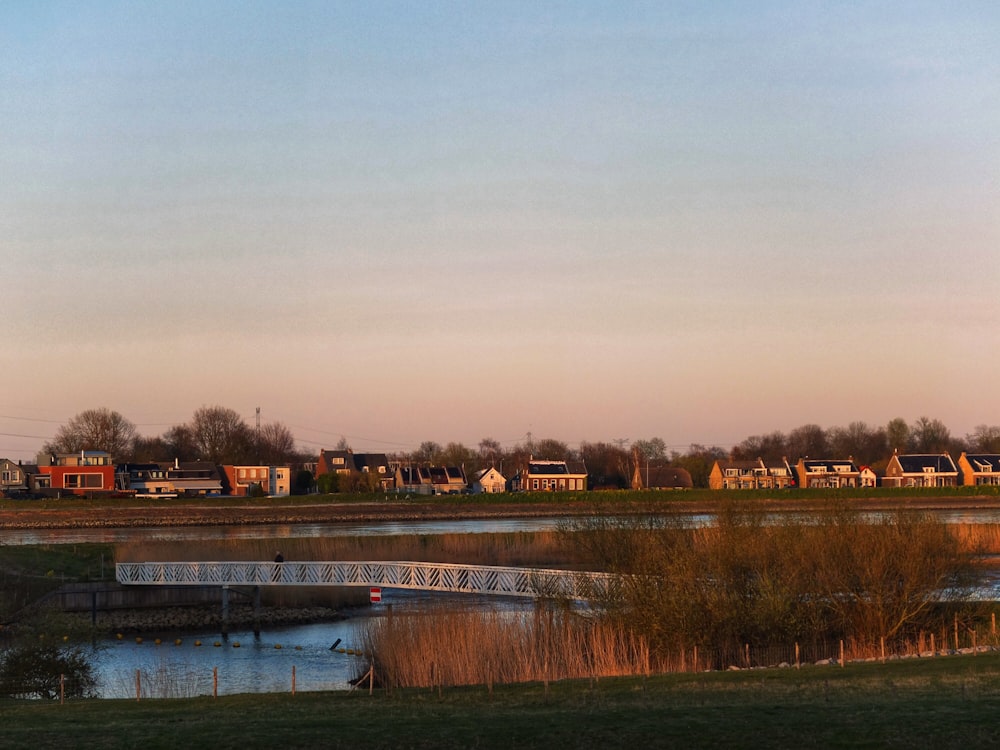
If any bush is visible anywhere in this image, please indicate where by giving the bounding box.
[0,643,97,700]
[566,501,985,657]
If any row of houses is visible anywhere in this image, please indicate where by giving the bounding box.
[0,452,292,498]
[709,451,1000,490]
[314,449,596,494]
[0,448,601,498]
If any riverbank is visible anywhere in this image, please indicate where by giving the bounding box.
[7,651,1000,749]
[4,490,1000,530]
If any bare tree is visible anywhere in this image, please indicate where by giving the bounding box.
[162,424,198,461]
[911,417,951,453]
[257,421,297,464]
[532,438,569,460]
[632,438,667,462]
[411,441,443,464]
[43,408,137,459]
[440,442,475,470]
[886,418,910,452]
[786,424,828,461]
[478,437,503,466]
[190,406,252,464]
[732,431,785,462]
[827,421,888,466]
[968,425,1000,453]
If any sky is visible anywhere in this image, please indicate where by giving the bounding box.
[2,1,999,461]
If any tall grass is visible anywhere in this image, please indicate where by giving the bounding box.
[360,604,652,689]
[953,523,1000,555]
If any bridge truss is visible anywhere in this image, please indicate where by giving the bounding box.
[116,561,618,601]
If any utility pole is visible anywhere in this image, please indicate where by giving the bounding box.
[255,407,261,464]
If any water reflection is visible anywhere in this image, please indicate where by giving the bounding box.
[90,590,534,698]
[4,509,999,546]
[0,518,572,546]
[92,620,368,698]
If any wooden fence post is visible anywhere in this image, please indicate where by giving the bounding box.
[213,666,218,698]
[795,642,800,670]
[60,673,65,705]
[930,632,935,656]
[292,665,296,695]
[880,636,885,664]
[135,669,141,701]
[839,640,845,667]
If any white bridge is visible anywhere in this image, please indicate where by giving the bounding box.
[116,561,617,600]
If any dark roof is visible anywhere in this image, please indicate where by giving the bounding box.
[643,467,693,489]
[964,454,1000,472]
[528,460,588,476]
[319,450,389,473]
[168,462,222,480]
[528,461,568,475]
[896,454,957,473]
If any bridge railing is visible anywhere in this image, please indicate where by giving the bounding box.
[115,561,618,600]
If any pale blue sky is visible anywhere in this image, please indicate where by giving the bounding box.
[2,2,999,460]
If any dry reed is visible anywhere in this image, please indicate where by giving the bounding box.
[360,604,654,689]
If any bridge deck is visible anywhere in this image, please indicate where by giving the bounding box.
[116,561,616,600]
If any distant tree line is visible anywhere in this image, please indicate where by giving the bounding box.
[37,408,1000,490]
[41,406,305,468]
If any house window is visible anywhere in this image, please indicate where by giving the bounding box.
[64,474,103,489]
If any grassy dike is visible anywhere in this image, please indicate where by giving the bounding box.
[3,652,1000,749]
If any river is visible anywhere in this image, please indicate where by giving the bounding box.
[89,590,532,699]
[5,508,1000,546]
[12,510,1000,697]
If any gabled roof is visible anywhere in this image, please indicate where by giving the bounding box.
[474,467,506,481]
[643,467,693,489]
[963,454,1000,472]
[318,450,389,474]
[894,453,957,473]
[527,459,588,476]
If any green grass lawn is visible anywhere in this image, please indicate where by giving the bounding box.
[4,652,1000,749]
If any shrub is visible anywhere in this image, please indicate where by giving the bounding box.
[0,643,97,700]
[566,501,985,657]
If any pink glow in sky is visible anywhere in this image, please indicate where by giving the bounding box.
[2,2,999,461]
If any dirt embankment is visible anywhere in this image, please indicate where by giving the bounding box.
[2,494,1000,531]
[0,501,596,530]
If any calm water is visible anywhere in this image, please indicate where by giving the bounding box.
[90,590,532,698]
[5,508,998,546]
[0,517,576,546]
